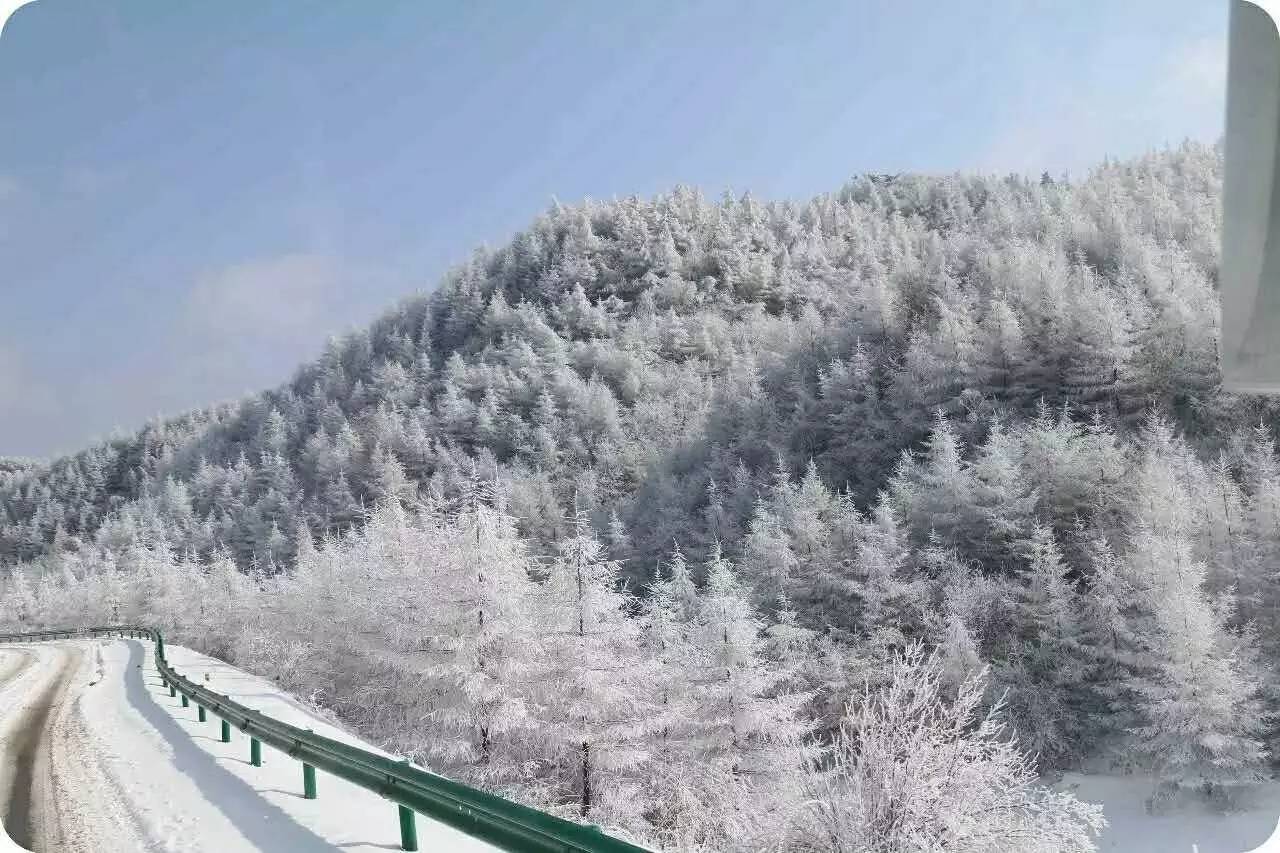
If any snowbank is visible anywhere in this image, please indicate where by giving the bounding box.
[1062,773,1280,853]
[130,640,500,852]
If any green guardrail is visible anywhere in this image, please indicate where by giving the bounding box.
[0,626,653,853]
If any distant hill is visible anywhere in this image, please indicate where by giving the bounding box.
[1,141,1268,583]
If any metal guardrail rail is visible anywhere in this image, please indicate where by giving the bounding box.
[0,626,654,853]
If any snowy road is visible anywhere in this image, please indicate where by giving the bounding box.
[0,642,99,852]
[0,639,499,853]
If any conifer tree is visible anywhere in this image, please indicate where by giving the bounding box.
[530,511,658,818]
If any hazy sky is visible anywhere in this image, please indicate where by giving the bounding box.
[0,0,1228,458]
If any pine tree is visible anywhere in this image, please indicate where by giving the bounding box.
[4,569,36,627]
[1244,425,1280,650]
[1123,434,1270,797]
[417,497,543,787]
[937,595,983,699]
[818,341,897,503]
[323,472,362,534]
[1127,534,1269,798]
[847,500,921,642]
[530,512,658,818]
[1203,454,1253,611]
[888,410,974,551]
[605,509,632,566]
[977,294,1028,402]
[740,498,798,613]
[688,546,810,783]
[964,420,1037,571]
[369,443,415,507]
[637,546,707,847]
[1076,527,1139,741]
[994,523,1090,767]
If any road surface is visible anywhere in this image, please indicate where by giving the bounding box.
[0,639,499,853]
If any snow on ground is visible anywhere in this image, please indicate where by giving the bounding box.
[150,641,500,852]
[0,639,250,852]
[1062,772,1280,853]
[0,638,501,853]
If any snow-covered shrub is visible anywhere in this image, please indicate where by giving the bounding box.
[790,642,1105,853]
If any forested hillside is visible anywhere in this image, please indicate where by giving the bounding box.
[0,141,1259,580]
[5,141,1280,850]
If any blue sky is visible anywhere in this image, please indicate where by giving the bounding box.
[0,0,1228,458]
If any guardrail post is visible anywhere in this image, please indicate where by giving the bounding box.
[181,694,189,708]
[220,719,231,742]
[198,705,206,723]
[302,763,317,799]
[169,683,176,697]
[398,805,419,851]
[250,737,262,767]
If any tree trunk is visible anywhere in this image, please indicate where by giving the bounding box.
[580,741,591,817]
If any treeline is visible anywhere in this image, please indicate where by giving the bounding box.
[5,399,1280,845]
[0,494,1104,852]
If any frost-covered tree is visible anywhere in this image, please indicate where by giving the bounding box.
[689,546,809,759]
[673,545,812,847]
[1125,530,1270,796]
[415,497,543,786]
[994,524,1090,767]
[1121,423,1271,796]
[739,497,798,612]
[791,643,1105,853]
[888,411,995,562]
[846,500,922,642]
[529,512,659,819]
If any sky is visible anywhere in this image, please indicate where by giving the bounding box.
[0,0,1230,459]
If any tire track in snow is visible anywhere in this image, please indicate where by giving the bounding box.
[2,644,79,851]
[44,641,156,853]
[0,643,48,849]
